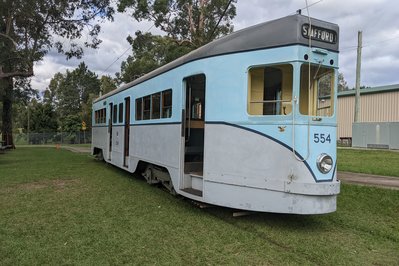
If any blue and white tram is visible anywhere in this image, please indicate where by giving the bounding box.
[92,14,340,214]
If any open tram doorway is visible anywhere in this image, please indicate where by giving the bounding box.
[123,97,130,167]
[182,74,205,196]
[108,103,113,161]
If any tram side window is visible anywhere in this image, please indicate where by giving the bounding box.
[94,108,106,124]
[162,89,172,118]
[299,65,335,117]
[113,104,118,123]
[151,93,161,119]
[143,96,151,120]
[136,98,142,120]
[119,103,123,123]
[135,89,173,121]
[95,110,99,124]
[248,64,293,115]
[102,108,106,123]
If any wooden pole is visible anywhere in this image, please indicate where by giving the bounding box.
[354,31,362,122]
[27,102,30,144]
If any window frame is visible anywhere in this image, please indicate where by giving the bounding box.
[151,93,161,119]
[119,103,123,123]
[113,104,118,124]
[135,89,173,121]
[299,63,336,117]
[247,63,294,116]
[142,95,151,120]
[162,89,173,118]
[135,98,143,121]
[94,108,107,125]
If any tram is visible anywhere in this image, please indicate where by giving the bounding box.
[92,13,340,214]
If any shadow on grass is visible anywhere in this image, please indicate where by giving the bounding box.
[204,204,328,229]
[99,159,329,232]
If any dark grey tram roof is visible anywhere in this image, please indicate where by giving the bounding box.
[95,14,339,103]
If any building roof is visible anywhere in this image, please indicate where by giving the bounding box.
[94,14,339,103]
[338,84,399,97]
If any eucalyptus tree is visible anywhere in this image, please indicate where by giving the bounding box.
[117,0,236,83]
[116,31,193,84]
[45,62,100,131]
[0,0,114,147]
[100,75,117,95]
[118,0,236,46]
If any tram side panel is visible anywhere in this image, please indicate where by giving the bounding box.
[199,51,338,214]
[109,125,124,168]
[92,126,107,156]
[130,124,181,169]
[202,123,338,214]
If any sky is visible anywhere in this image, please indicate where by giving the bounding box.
[31,0,399,93]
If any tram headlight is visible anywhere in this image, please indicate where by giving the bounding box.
[316,153,333,174]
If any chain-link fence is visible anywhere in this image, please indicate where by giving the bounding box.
[12,132,91,145]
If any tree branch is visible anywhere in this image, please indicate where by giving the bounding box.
[0,66,33,79]
[175,39,193,46]
[0,33,18,47]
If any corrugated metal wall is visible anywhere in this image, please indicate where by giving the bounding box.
[337,91,399,138]
[352,122,399,149]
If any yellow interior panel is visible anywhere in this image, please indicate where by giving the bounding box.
[248,64,293,115]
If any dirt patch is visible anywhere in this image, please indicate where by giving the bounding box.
[1,179,81,193]
[18,183,48,190]
[62,146,91,153]
[338,172,399,190]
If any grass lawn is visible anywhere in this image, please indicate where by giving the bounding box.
[338,148,399,177]
[1,148,398,265]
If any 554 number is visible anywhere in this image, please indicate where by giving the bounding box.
[314,133,331,144]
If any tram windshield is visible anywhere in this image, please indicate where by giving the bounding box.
[248,64,293,115]
[299,64,335,117]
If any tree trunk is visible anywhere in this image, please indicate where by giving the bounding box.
[1,77,15,148]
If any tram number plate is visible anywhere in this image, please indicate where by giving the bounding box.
[313,133,331,144]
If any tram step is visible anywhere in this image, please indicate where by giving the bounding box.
[190,173,203,191]
[189,172,203,178]
[182,188,203,197]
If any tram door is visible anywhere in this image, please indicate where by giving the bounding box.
[108,103,113,161]
[182,74,205,195]
[123,97,130,167]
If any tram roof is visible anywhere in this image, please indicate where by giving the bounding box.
[95,14,339,103]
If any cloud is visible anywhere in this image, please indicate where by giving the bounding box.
[31,10,161,92]
[32,0,399,92]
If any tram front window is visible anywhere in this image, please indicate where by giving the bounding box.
[300,64,335,117]
[248,64,293,115]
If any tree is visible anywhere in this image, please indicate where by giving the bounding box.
[46,62,100,131]
[100,75,117,95]
[29,101,58,133]
[11,78,38,133]
[118,0,236,47]
[55,71,82,120]
[116,31,192,83]
[338,72,349,92]
[0,0,114,147]
[117,0,236,83]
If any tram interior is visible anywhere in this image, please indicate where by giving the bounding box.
[184,74,205,176]
[247,64,334,117]
[299,65,335,117]
[248,64,293,115]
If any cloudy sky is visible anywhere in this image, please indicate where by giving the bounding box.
[31,0,399,93]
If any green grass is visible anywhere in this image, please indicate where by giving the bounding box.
[338,148,399,177]
[1,148,398,265]
[61,143,91,148]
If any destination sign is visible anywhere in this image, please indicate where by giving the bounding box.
[301,24,337,44]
